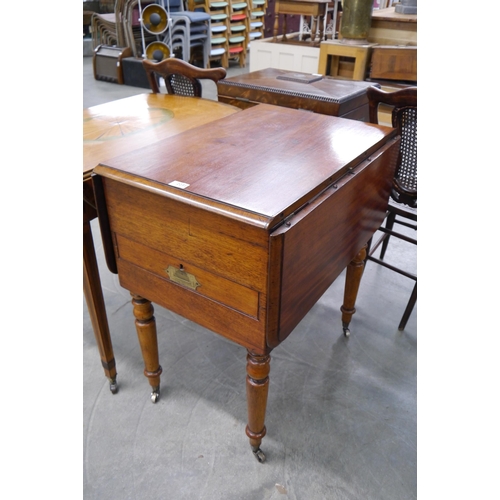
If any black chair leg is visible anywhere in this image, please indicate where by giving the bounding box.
[380,211,396,260]
[365,237,373,264]
[398,281,417,331]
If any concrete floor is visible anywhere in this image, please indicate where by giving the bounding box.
[83,55,417,500]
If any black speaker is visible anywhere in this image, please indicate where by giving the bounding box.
[121,57,155,89]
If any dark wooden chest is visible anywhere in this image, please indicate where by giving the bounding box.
[217,68,380,121]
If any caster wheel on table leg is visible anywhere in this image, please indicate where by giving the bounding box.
[109,378,118,394]
[342,322,350,337]
[150,386,160,403]
[252,447,266,463]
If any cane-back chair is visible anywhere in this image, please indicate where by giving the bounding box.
[142,57,227,97]
[365,86,417,331]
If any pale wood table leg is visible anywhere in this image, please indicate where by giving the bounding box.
[340,245,367,337]
[131,294,163,403]
[245,351,271,463]
[83,217,118,394]
[317,13,325,44]
[273,12,280,42]
[310,15,318,43]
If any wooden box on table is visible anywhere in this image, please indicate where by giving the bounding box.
[217,68,380,121]
[93,104,399,461]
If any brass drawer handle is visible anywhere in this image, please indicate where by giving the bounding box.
[166,265,200,291]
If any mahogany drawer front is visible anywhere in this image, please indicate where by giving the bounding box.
[103,179,269,293]
[117,258,268,351]
[116,233,260,319]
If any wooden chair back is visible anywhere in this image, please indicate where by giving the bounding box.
[367,86,417,208]
[142,58,227,97]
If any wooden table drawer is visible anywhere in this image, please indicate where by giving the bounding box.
[116,233,260,319]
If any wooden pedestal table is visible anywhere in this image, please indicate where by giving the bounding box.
[83,93,240,393]
[273,0,331,45]
[93,103,399,460]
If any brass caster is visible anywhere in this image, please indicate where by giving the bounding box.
[109,378,118,394]
[150,386,160,403]
[342,322,350,337]
[252,446,266,463]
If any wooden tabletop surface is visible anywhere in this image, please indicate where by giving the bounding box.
[96,103,396,229]
[83,93,240,181]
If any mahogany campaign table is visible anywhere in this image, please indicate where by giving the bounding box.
[92,103,399,461]
[83,94,240,393]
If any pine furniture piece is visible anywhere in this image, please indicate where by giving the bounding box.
[83,93,240,393]
[92,102,400,461]
[318,40,376,81]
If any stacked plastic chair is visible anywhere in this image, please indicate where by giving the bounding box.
[207,1,230,67]
[187,0,210,11]
[228,0,250,67]
[161,0,212,67]
[248,0,266,42]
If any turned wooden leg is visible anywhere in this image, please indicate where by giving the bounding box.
[83,218,118,394]
[340,245,367,337]
[273,13,279,42]
[131,294,162,403]
[317,14,325,44]
[246,351,271,463]
[311,16,318,44]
